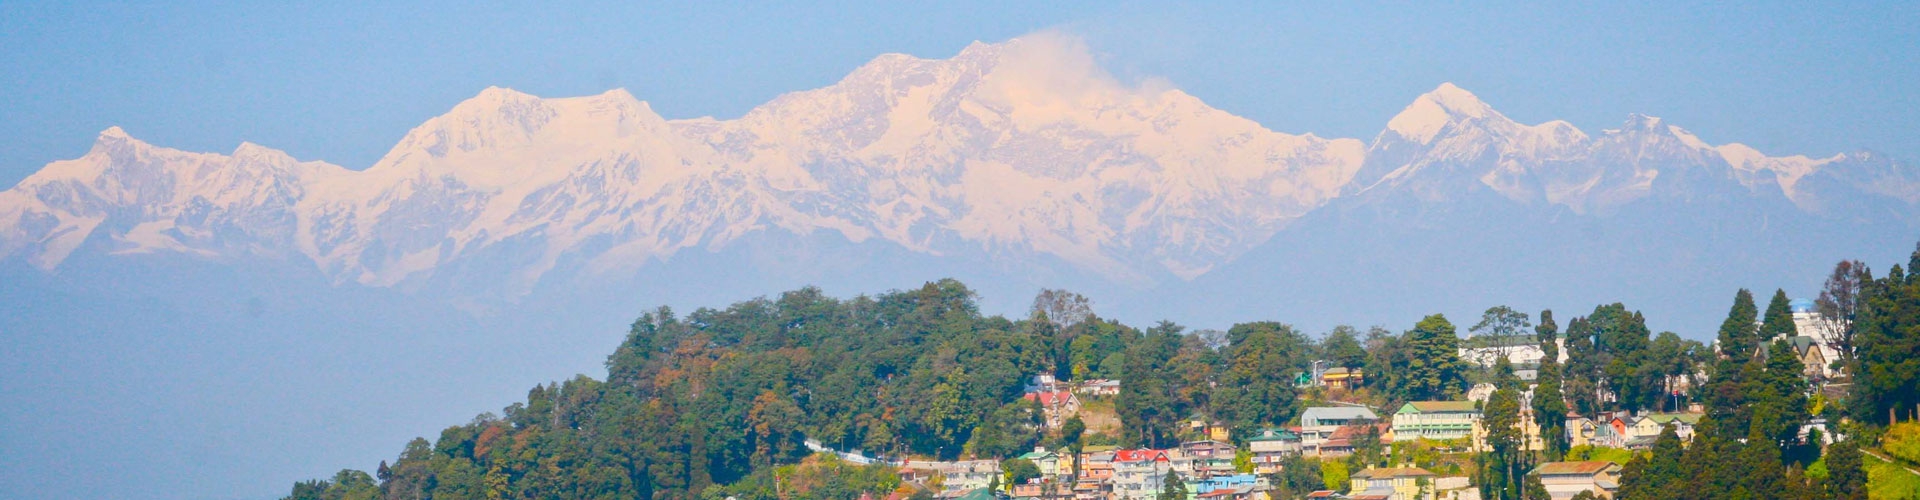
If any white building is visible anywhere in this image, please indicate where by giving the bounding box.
[1110,449,1171,500]
[1391,401,1482,443]
[1245,428,1302,474]
[1300,406,1379,452]
[1458,337,1567,369]
[903,460,1000,495]
[1788,299,1844,377]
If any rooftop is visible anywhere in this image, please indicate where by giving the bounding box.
[1531,461,1620,476]
[1301,406,1380,423]
[1246,428,1300,441]
[1642,413,1703,425]
[1352,467,1436,479]
[1401,401,1480,413]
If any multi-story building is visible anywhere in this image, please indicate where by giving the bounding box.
[1110,449,1170,500]
[1300,406,1380,452]
[1192,474,1268,499]
[1018,447,1065,477]
[1471,405,1543,452]
[1245,428,1301,474]
[1348,467,1481,500]
[899,460,999,496]
[1074,449,1116,500]
[1789,299,1845,377]
[1173,440,1237,478]
[1347,467,1438,500]
[1391,401,1481,443]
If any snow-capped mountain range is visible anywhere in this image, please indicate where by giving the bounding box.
[3,37,1913,301]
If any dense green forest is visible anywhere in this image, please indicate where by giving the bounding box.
[286,244,1920,500]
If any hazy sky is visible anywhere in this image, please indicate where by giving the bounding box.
[3,2,1917,187]
[3,4,1918,499]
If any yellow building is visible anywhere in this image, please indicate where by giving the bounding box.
[1347,467,1436,500]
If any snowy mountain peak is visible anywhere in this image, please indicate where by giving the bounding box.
[1,39,1913,297]
[1619,113,1666,132]
[1424,83,1491,114]
[1385,83,1503,144]
[231,140,295,166]
[472,85,537,102]
[956,39,1000,58]
[86,125,157,159]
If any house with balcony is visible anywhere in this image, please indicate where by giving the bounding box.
[1390,401,1481,443]
[1110,449,1171,500]
[1245,428,1301,474]
[1300,406,1380,452]
[1323,367,1365,390]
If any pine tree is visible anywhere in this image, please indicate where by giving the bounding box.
[1744,339,1809,445]
[1824,439,1868,500]
[1616,453,1651,500]
[1852,251,1920,425]
[1480,386,1525,500]
[1716,289,1760,359]
[1522,474,1549,500]
[1706,290,1761,440]
[1119,322,1185,448]
[1761,289,1799,342]
[1736,428,1784,496]
[1623,425,1685,500]
[1531,311,1569,458]
[1404,314,1467,401]
[1563,317,1601,416]
[1157,470,1187,500]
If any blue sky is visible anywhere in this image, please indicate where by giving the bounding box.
[2,4,1917,499]
[2,1,1917,186]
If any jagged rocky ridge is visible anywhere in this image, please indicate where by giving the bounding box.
[2,38,1913,299]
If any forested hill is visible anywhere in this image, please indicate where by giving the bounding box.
[280,246,1920,500]
[298,280,1160,500]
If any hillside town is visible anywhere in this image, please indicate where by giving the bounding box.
[286,257,1920,500]
[809,299,1856,500]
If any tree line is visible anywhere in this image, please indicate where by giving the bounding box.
[283,241,1920,500]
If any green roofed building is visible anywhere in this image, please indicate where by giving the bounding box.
[1389,401,1480,443]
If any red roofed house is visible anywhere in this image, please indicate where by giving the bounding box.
[1023,390,1082,429]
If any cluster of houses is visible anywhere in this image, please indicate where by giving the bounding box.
[853,299,1858,500]
[899,441,1269,500]
[896,387,1646,500]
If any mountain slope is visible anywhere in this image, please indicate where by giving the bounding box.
[0,38,1913,318]
[0,36,1368,293]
